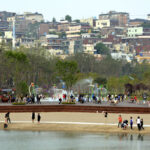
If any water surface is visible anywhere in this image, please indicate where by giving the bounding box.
[0,130,149,150]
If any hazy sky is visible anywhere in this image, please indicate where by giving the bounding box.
[1,0,150,21]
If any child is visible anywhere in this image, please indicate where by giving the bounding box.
[130,117,133,129]
[118,115,122,128]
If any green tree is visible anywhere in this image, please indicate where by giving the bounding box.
[5,51,29,94]
[94,43,110,55]
[52,17,56,23]
[97,56,123,77]
[25,22,40,39]
[74,19,80,23]
[58,32,66,38]
[94,76,107,86]
[67,53,96,73]
[65,15,72,22]
[56,60,79,90]
[16,81,28,96]
[142,22,150,28]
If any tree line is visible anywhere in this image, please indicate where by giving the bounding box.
[0,46,150,96]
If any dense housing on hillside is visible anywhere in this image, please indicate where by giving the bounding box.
[1,10,150,63]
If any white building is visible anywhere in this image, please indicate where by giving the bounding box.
[83,44,96,54]
[46,34,59,39]
[95,19,110,29]
[81,33,91,38]
[111,52,134,62]
[127,27,143,38]
[4,31,13,39]
[80,18,95,27]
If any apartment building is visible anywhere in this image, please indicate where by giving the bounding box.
[24,12,44,22]
[96,19,110,29]
[99,11,129,27]
[127,27,143,38]
[80,17,96,27]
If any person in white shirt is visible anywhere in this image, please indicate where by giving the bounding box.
[137,116,141,131]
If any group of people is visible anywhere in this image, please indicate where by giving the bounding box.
[108,94,126,104]
[32,112,41,123]
[118,115,144,131]
[6,94,43,104]
[59,94,75,104]
[26,94,43,104]
[3,112,41,129]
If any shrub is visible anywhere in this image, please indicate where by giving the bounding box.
[12,102,26,105]
[62,102,75,104]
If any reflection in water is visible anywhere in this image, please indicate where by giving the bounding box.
[137,134,144,141]
[0,131,149,150]
[117,133,144,142]
[117,133,128,141]
[130,134,133,141]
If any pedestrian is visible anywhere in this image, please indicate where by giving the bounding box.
[59,98,62,104]
[32,112,35,123]
[130,117,133,130]
[118,115,122,128]
[37,95,39,104]
[141,119,144,130]
[5,112,11,124]
[37,113,41,123]
[104,111,108,118]
[137,116,141,131]
[31,94,35,104]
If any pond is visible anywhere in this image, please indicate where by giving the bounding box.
[0,130,149,150]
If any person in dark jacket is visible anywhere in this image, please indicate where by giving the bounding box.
[37,113,41,123]
[141,119,144,130]
[32,112,35,123]
[5,112,11,124]
[59,98,62,104]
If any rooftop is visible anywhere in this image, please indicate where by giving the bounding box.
[99,11,129,16]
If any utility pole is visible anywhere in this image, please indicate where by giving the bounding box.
[12,18,16,50]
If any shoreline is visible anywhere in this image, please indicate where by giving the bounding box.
[1,123,150,134]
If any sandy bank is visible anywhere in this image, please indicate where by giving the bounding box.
[0,112,149,134]
[1,123,150,134]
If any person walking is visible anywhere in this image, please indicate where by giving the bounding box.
[137,116,141,131]
[5,112,11,124]
[118,115,122,128]
[130,117,133,130]
[141,119,144,130]
[32,112,35,123]
[104,111,108,118]
[37,113,41,123]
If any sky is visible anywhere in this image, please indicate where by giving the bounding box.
[1,0,150,21]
